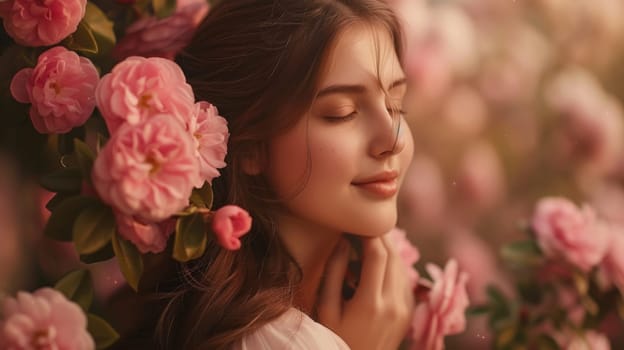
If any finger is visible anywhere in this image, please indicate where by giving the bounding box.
[355,237,388,300]
[317,238,350,326]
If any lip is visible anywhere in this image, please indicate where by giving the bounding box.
[352,170,399,198]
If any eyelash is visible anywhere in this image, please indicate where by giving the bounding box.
[323,109,406,122]
[323,112,357,122]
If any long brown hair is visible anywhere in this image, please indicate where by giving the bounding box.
[156,0,405,348]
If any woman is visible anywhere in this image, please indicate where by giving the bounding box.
[158,0,415,348]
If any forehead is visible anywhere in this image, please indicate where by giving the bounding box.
[319,23,403,89]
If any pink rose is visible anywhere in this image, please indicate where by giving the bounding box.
[387,227,420,289]
[0,0,86,46]
[600,227,624,295]
[10,46,99,134]
[114,211,175,254]
[532,197,610,272]
[92,115,200,222]
[113,0,209,60]
[0,288,94,350]
[189,101,229,186]
[95,56,195,134]
[410,259,470,350]
[211,205,252,250]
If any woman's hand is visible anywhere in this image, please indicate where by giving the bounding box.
[317,235,414,350]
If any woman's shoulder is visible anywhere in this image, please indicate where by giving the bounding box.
[233,308,350,350]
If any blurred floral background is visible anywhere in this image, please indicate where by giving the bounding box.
[1,0,624,349]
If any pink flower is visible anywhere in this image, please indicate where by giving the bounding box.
[410,259,470,350]
[211,205,252,250]
[0,288,94,350]
[95,56,195,134]
[9,46,99,134]
[565,330,611,350]
[91,115,200,222]
[0,0,86,46]
[387,227,420,289]
[600,227,624,296]
[532,197,610,272]
[546,68,624,179]
[188,101,229,186]
[113,0,209,60]
[114,211,175,254]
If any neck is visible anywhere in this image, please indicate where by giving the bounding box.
[275,212,342,316]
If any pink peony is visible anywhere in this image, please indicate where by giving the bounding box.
[410,259,470,350]
[0,0,86,47]
[10,46,99,134]
[600,227,624,296]
[532,197,610,272]
[387,227,420,289]
[95,56,195,134]
[211,205,252,250]
[113,0,209,60]
[91,115,200,222]
[188,101,229,186]
[114,211,175,254]
[0,288,94,350]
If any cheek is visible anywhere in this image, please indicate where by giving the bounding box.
[266,131,310,198]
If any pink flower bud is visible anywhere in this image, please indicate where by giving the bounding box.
[211,205,252,250]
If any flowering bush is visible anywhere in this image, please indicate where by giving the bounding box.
[470,197,624,349]
[0,0,250,347]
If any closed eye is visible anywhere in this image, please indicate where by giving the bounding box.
[323,112,357,122]
[387,108,407,116]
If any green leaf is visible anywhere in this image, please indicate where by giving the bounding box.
[54,270,94,311]
[189,182,214,209]
[45,196,99,241]
[112,234,143,292]
[73,203,116,255]
[466,304,490,316]
[173,213,207,262]
[83,2,116,55]
[152,0,177,19]
[45,192,73,212]
[80,242,115,264]
[74,138,95,180]
[40,167,83,193]
[501,240,544,267]
[64,20,99,54]
[87,313,120,349]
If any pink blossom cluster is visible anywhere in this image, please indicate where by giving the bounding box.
[0,0,86,47]
[92,56,230,253]
[532,197,624,295]
[0,288,94,350]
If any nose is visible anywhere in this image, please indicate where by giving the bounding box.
[369,109,406,158]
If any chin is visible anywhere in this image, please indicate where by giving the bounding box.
[348,212,397,237]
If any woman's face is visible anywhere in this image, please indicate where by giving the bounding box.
[265,24,414,237]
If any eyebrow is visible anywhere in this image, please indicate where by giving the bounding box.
[316,77,407,98]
